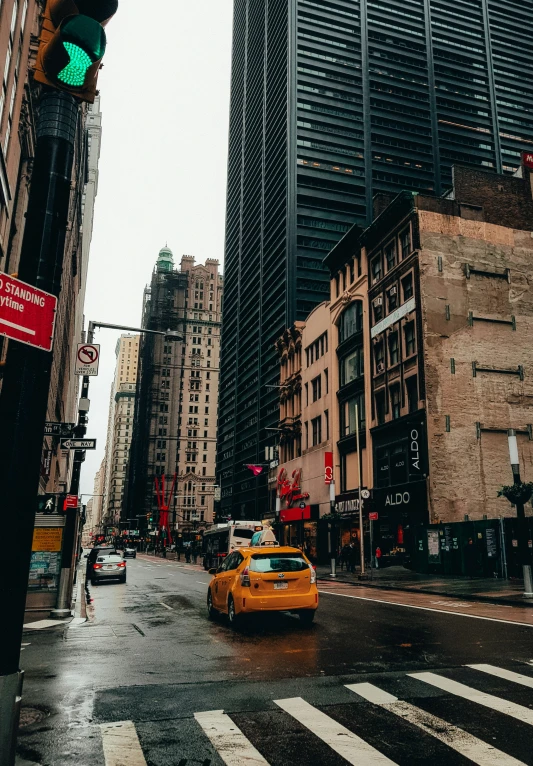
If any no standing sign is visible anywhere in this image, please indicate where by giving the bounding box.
[75,343,100,376]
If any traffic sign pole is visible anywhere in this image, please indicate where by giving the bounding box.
[0,90,79,766]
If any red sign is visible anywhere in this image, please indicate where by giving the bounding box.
[0,273,57,351]
[325,452,333,484]
[63,494,78,510]
[280,506,312,523]
[369,512,379,521]
[523,152,533,170]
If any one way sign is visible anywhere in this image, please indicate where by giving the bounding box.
[60,438,97,450]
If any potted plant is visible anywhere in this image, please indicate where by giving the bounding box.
[497,482,533,505]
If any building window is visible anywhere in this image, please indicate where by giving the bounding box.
[311,375,321,402]
[404,321,416,357]
[406,375,418,414]
[388,332,399,366]
[340,346,363,386]
[385,241,397,272]
[305,382,308,406]
[387,285,398,312]
[305,421,309,449]
[325,409,329,440]
[374,341,384,373]
[373,297,383,323]
[400,228,412,259]
[390,385,401,420]
[340,393,365,437]
[371,256,382,284]
[339,301,363,342]
[402,273,413,301]
[311,416,322,446]
[324,368,328,394]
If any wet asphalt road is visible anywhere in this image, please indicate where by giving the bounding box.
[17,554,533,766]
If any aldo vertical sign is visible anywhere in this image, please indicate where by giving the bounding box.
[0,273,57,351]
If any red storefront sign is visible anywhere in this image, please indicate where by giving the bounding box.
[0,273,57,351]
[369,512,379,521]
[280,505,312,523]
[325,452,333,484]
[523,152,533,170]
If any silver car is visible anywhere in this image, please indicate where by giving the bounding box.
[90,550,127,585]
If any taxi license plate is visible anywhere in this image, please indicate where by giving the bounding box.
[274,582,288,590]
[104,565,114,570]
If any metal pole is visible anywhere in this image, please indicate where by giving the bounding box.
[0,91,79,766]
[329,480,336,577]
[370,519,374,581]
[499,516,508,581]
[508,430,533,597]
[355,403,365,575]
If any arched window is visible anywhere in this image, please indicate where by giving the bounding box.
[339,301,363,343]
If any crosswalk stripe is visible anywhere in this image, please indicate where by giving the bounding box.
[409,672,533,726]
[274,696,397,765]
[194,710,270,765]
[468,664,533,689]
[347,683,526,766]
[100,721,147,766]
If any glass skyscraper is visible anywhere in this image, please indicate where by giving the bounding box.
[217,0,533,519]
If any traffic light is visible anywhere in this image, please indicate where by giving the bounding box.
[37,494,57,514]
[34,0,118,103]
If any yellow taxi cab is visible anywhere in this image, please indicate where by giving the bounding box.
[207,544,318,626]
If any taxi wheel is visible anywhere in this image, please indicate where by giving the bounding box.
[227,595,240,626]
[207,589,216,620]
[299,610,315,625]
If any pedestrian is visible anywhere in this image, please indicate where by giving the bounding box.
[185,546,191,564]
[348,543,357,573]
[192,545,198,565]
[340,544,350,571]
[375,546,382,569]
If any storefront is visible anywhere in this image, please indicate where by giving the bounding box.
[371,412,429,566]
[277,504,319,561]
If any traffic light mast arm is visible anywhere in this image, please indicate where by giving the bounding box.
[87,321,183,343]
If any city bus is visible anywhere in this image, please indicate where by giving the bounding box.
[202,521,264,570]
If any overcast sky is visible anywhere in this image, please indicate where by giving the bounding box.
[80,0,234,499]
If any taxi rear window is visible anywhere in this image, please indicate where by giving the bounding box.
[250,554,308,573]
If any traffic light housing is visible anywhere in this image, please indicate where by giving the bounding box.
[34,0,118,103]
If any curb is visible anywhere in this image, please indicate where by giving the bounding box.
[317,577,533,609]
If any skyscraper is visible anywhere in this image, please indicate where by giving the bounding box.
[127,249,223,537]
[217,0,533,520]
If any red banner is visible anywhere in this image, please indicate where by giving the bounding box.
[523,151,533,170]
[325,452,333,484]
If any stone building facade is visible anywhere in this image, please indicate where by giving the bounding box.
[273,163,533,564]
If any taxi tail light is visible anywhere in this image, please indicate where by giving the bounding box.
[93,563,102,569]
[118,561,126,568]
[240,566,251,587]
[310,565,317,584]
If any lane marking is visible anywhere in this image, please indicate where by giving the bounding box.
[100,720,147,766]
[347,683,525,766]
[159,602,172,610]
[274,697,396,765]
[318,590,533,628]
[409,672,533,726]
[468,664,533,689]
[23,619,68,630]
[194,710,270,765]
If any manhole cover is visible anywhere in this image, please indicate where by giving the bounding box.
[19,707,48,728]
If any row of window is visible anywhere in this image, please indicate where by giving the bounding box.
[305,331,328,366]
[374,321,416,373]
[375,374,419,425]
[372,272,413,324]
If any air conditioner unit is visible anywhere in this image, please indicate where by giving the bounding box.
[389,286,397,296]
[374,296,383,307]
[377,362,384,373]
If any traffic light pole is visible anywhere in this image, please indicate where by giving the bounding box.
[0,90,79,766]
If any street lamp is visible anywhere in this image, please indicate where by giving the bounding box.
[507,430,533,597]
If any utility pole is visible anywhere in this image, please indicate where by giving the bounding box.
[355,403,365,576]
[0,90,79,766]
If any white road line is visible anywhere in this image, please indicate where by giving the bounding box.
[468,664,533,689]
[100,721,147,766]
[318,590,533,628]
[409,672,533,726]
[274,697,396,765]
[159,602,172,610]
[194,710,270,766]
[347,683,525,766]
[23,619,68,630]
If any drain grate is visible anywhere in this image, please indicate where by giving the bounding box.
[19,707,48,728]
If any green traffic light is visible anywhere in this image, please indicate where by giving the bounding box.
[58,43,92,86]
[55,15,106,88]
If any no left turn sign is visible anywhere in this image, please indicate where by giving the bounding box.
[75,343,100,376]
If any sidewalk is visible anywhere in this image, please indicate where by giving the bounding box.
[317,564,533,607]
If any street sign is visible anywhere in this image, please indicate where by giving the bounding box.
[44,421,75,437]
[60,438,97,450]
[75,343,100,376]
[0,273,57,351]
[63,494,79,510]
[361,489,371,500]
[369,512,379,521]
[214,486,221,501]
